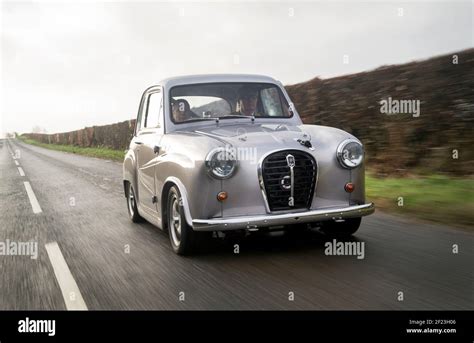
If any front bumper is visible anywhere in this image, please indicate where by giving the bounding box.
[192,203,375,231]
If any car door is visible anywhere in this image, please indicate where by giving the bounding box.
[135,86,164,214]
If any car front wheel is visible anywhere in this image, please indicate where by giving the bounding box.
[320,217,361,237]
[167,186,197,255]
[126,182,143,223]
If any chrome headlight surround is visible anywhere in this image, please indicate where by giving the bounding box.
[336,139,364,169]
[205,147,238,179]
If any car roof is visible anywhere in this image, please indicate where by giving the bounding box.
[158,74,281,89]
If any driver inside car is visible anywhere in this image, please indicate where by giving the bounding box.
[235,86,261,117]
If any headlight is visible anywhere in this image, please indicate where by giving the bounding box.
[336,139,364,169]
[205,147,237,179]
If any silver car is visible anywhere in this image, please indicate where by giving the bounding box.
[123,74,374,254]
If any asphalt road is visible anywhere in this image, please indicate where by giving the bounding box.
[0,138,472,310]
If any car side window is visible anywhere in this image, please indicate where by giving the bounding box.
[135,95,147,134]
[144,91,163,129]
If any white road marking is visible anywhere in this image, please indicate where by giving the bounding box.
[14,160,19,166]
[18,167,25,176]
[45,242,88,311]
[23,181,43,214]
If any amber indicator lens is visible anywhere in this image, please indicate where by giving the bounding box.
[217,191,228,201]
[344,183,355,193]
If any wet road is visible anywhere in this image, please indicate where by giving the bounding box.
[0,138,472,310]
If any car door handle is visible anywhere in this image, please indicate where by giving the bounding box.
[134,141,143,145]
[154,145,160,154]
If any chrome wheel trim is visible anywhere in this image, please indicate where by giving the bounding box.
[128,184,135,217]
[169,194,182,247]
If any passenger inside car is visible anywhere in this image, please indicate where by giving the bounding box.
[171,99,197,122]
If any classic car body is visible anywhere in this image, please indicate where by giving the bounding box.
[123,74,374,254]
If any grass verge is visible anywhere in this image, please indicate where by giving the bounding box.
[366,173,473,228]
[18,136,125,162]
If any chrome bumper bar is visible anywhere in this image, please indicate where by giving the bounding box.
[192,203,375,231]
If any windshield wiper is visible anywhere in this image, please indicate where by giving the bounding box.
[216,114,255,123]
[182,117,218,123]
[182,115,255,126]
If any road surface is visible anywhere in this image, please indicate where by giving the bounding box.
[0,138,472,310]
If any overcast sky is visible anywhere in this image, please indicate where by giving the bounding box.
[1,1,472,137]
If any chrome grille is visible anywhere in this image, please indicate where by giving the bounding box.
[261,150,316,212]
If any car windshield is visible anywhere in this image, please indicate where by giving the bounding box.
[169,82,292,123]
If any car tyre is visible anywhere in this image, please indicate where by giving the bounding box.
[320,217,361,237]
[126,182,144,223]
[167,186,199,255]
